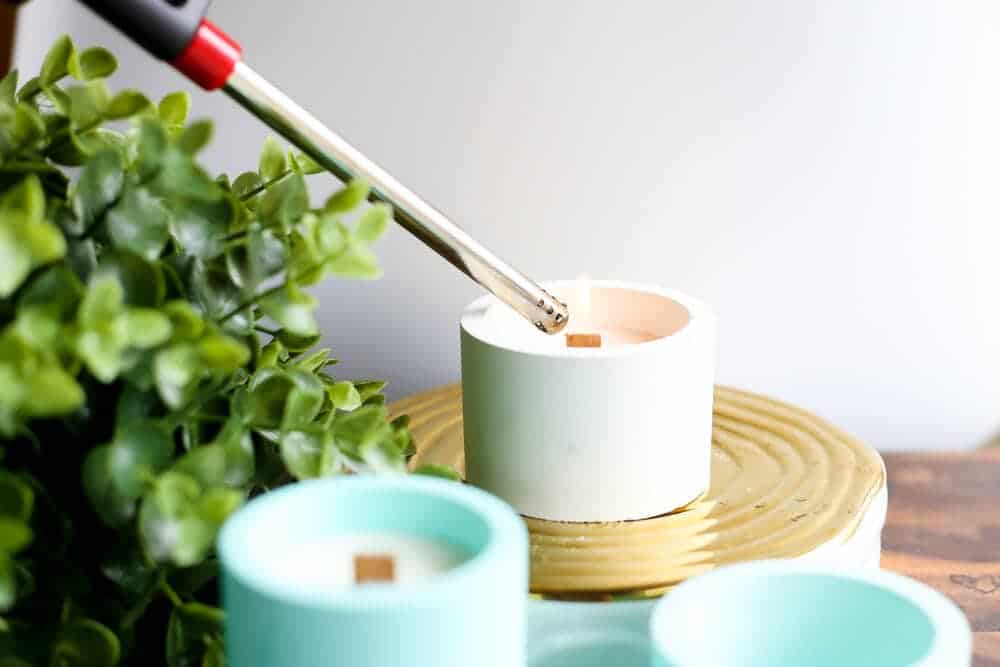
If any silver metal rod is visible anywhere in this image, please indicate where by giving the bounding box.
[223,61,568,334]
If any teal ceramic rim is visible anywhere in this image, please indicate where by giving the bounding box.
[218,475,527,609]
[648,560,971,665]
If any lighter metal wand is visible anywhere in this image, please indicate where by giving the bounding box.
[76,0,569,334]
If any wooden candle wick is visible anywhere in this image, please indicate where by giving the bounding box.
[354,554,396,583]
[566,333,602,348]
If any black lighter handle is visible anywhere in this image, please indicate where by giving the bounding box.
[77,0,212,60]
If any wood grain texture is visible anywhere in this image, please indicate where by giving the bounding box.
[0,3,16,77]
[883,451,1000,667]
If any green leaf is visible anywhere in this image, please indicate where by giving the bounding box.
[41,83,72,115]
[18,263,84,319]
[0,473,33,522]
[197,487,243,525]
[75,328,124,382]
[95,250,165,307]
[114,308,172,348]
[333,404,391,459]
[72,148,124,227]
[0,517,30,552]
[155,147,221,201]
[16,74,40,100]
[82,445,137,527]
[280,370,325,431]
[0,225,31,297]
[2,169,44,219]
[324,179,369,213]
[244,367,294,429]
[255,339,287,369]
[202,637,225,667]
[225,228,286,291]
[13,305,60,348]
[166,602,224,667]
[138,471,203,565]
[105,186,170,260]
[290,348,331,374]
[280,428,327,479]
[40,35,74,86]
[258,171,307,232]
[136,117,168,179]
[140,473,242,566]
[0,175,66,297]
[359,438,406,473]
[50,618,121,667]
[69,46,117,80]
[197,334,250,371]
[100,540,157,596]
[259,282,317,336]
[115,383,160,428]
[0,553,14,611]
[162,301,205,340]
[0,69,17,105]
[78,276,124,326]
[11,103,45,146]
[20,365,84,417]
[274,329,321,352]
[154,343,199,409]
[213,416,254,486]
[354,380,386,402]
[169,196,234,260]
[356,202,390,241]
[158,91,190,127]
[188,263,250,334]
[103,89,151,120]
[328,381,362,411]
[414,464,462,481]
[108,420,175,498]
[325,240,381,279]
[172,444,226,488]
[65,80,110,127]
[294,152,324,175]
[232,171,264,200]
[258,136,286,181]
[177,119,213,155]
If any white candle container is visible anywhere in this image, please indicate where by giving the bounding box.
[461,280,715,522]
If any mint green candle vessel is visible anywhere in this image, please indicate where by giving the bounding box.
[218,475,528,667]
[649,561,971,667]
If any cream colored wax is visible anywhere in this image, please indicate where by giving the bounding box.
[279,534,471,590]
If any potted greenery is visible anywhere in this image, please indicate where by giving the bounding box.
[0,35,452,665]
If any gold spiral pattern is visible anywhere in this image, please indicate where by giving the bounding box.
[390,384,884,598]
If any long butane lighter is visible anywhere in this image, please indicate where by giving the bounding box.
[75,0,569,334]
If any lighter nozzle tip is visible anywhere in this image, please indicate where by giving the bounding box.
[533,292,570,335]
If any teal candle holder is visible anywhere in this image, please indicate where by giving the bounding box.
[648,561,972,667]
[218,475,528,667]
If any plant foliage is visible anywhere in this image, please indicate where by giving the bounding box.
[0,35,426,665]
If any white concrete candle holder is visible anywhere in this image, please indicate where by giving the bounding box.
[461,280,715,522]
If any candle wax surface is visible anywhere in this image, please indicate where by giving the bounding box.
[476,283,673,351]
[277,534,472,590]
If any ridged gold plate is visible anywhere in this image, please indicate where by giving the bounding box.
[390,384,884,598]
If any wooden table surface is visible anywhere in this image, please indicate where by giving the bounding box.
[883,451,1000,667]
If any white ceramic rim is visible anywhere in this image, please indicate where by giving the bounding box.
[648,560,971,666]
[461,279,714,359]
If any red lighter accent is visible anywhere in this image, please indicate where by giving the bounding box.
[170,19,242,91]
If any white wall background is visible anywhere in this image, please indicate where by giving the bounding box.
[15,1,1000,450]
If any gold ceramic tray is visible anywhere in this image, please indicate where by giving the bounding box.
[390,384,884,598]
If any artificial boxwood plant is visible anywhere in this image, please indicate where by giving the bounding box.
[0,35,449,666]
